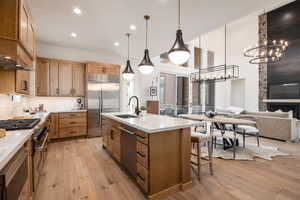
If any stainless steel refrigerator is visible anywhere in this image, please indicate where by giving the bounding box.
[87,74,120,137]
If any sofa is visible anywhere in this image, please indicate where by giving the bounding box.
[239,111,299,141]
[217,107,300,141]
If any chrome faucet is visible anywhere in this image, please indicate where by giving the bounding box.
[128,96,141,116]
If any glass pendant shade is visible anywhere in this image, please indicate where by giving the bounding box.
[168,29,190,65]
[122,60,135,80]
[138,49,154,74]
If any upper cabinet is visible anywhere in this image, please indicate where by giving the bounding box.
[86,62,120,75]
[36,58,86,97]
[0,0,37,69]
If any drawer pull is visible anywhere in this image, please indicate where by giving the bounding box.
[69,122,77,124]
[69,131,77,134]
[136,134,146,139]
[137,173,145,181]
[137,152,146,158]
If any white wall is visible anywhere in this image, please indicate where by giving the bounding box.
[200,12,259,111]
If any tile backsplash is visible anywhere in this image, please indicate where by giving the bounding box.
[0,94,84,119]
[27,97,83,112]
[0,94,28,119]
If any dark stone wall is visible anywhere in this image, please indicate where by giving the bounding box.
[267,1,300,93]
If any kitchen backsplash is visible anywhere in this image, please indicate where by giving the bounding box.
[0,94,28,119]
[0,95,84,119]
[27,97,83,112]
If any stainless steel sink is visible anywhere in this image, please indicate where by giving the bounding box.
[115,114,138,119]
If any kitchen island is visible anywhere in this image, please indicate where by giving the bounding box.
[101,113,200,200]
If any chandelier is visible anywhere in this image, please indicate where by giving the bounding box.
[191,25,240,83]
[244,40,288,64]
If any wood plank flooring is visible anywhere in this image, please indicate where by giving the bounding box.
[35,137,300,200]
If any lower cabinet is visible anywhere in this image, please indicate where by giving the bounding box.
[48,112,87,139]
[102,121,121,162]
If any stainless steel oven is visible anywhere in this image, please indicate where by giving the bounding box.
[32,126,49,192]
[0,146,28,200]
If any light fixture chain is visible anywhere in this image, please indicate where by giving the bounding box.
[146,19,148,49]
[127,33,130,60]
[178,0,181,29]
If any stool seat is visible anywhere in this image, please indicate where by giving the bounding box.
[191,131,211,143]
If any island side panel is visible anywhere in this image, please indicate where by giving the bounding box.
[180,128,192,190]
[148,129,189,199]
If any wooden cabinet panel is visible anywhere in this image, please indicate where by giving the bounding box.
[27,22,35,56]
[19,0,28,48]
[49,113,59,139]
[60,126,86,138]
[59,62,73,96]
[0,0,18,39]
[137,141,148,169]
[16,70,29,94]
[136,130,148,145]
[102,124,109,148]
[59,117,87,128]
[72,63,85,96]
[59,112,86,119]
[36,59,49,96]
[137,163,149,192]
[112,128,121,162]
[49,61,59,96]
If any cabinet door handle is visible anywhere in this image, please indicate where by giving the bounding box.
[110,130,114,140]
[37,87,40,94]
[136,134,146,139]
[69,122,77,124]
[137,173,145,181]
[69,131,77,134]
[137,152,146,158]
[56,88,59,95]
[23,80,28,91]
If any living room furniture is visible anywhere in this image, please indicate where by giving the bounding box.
[238,111,299,141]
[191,128,213,180]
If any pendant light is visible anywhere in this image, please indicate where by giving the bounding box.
[168,0,190,65]
[122,33,135,80]
[138,15,155,75]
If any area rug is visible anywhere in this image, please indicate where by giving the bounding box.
[200,143,290,161]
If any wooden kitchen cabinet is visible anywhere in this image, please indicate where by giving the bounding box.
[111,127,121,162]
[16,70,30,95]
[36,57,86,97]
[49,113,59,139]
[36,58,50,96]
[0,0,37,68]
[49,61,59,96]
[86,62,120,75]
[59,62,73,96]
[72,63,85,96]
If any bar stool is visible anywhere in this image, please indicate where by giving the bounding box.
[191,126,213,180]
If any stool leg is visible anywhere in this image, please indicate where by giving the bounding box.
[197,142,201,181]
[256,132,260,147]
[243,132,246,148]
[207,141,213,176]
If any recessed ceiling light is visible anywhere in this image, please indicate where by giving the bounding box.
[114,42,120,46]
[70,32,77,38]
[73,7,82,15]
[130,25,136,30]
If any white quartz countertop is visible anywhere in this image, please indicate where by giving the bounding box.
[102,113,201,133]
[0,131,32,171]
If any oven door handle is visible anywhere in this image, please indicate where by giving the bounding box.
[35,132,49,152]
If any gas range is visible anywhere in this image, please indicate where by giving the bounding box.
[0,118,41,131]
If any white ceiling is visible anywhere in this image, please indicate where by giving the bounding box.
[29,0,289,60]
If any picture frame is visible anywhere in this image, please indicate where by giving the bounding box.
[150,86,157,96]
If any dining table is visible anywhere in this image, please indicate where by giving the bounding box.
[179,114,257,159]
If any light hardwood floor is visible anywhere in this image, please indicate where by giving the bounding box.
[35,137,300,200]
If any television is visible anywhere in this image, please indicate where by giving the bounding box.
[269,83,300,99]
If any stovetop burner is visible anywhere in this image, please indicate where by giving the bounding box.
[0,118,41,131]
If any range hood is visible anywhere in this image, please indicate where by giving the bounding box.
[0,56,31,70]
